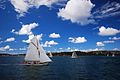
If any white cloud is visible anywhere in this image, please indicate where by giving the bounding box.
[58,0,95,25]
[96,40,115,47]
[0,0,6,10]
[67,47,70,50]
[10,0,59,16]
[59,48,63,50]
[42,40,58,47]
[36,34,43,40]
[22,35,34,43]
[68,48,78,52]
[98,26,120,36]
[93,1,120,19]
[69,37,87,43]
[9,48,18,51]
[58,47,78,52]
[28,0,59,8]
[81,48,104,52]
[19,47,26,51]
[9,48,14,51]
[73,49,79,51]
[10,0,29,16]
[11,29,15,33]
[0,36,3,44]
[15,23,38,35]
[22,34,43,43]
[0,45,10,51]
[103,40,115,43]
[96,42,105,46]
[4,45,10,50]
[5,37,15,42]
[113,48,119,50]
[49,33,60,38]
[109,37,120,40]
[0,41,3,44]
[45,40,58,45]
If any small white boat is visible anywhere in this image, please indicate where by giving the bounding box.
[107,54,109,56]
[24,36,52,65]
[49,52,53,57]
[71,51,78,58]
[112,54,115,57]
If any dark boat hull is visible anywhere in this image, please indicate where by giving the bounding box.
[21,62,48,66]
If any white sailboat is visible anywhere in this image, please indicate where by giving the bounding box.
[49,52,53,57]
[71,51,78,58]
[107,54,109,56]
[112,54,115,57]
[24,36,52,65]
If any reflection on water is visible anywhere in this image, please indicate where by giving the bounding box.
[0,56,120,80]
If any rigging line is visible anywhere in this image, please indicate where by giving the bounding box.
[31,42,38,49]
[31,41,41,58]
[36,38,41,58]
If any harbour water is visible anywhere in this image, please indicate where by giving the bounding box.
[0,56,120,80]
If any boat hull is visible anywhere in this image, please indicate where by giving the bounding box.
[21,62,48,66]
[71,57,78,59]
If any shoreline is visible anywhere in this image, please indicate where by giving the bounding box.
[0,50,120,56]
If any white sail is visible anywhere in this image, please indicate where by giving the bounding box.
[71,51,78,58]
[49,52,53,57]
[25,36,52,62]
[37,39,52,62]
[107,54,109,56]
[112,54,115,57]
[25,42,40,61]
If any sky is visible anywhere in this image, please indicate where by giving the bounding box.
[0,0,120,53]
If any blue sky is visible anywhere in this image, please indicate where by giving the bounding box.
[0,0,120,53]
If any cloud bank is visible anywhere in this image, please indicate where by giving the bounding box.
[10,0,59,16]
[98,26,120,36]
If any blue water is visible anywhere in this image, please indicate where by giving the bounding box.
[0,56,120,80]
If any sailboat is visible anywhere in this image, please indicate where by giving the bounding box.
[24,36,52,65]
[107,54,109,56]
[71,51,78,58]
[49,52,53,57]
[112,54,115,57]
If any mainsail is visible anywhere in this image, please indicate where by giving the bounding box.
[25,36,52,62]
[71,51,78,58]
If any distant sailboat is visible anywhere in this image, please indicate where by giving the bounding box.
[24,36,52,65]
[71,51,78,58]
[49,52,53,57]
[107,54,109,56]
[112,54,115,57]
